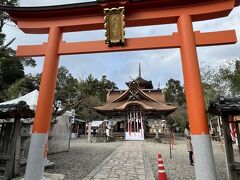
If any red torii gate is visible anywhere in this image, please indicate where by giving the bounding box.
[1,0,239,179]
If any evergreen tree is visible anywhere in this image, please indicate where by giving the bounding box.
[97,75,118,102]
[163,79,187,132]
[164,79,185,106]
[77,74,118,121]
[0,0,36,102]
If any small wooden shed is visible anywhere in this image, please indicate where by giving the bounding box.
[208,96,240,180]
[0,101,34,179]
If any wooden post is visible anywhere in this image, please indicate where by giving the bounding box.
[68,117,72,151]
[14,120,21,176]
[169,129,172,158]
[222,114,234,180]
[5,118,21,179]
[234,122,240,155]
[124,117,126,139]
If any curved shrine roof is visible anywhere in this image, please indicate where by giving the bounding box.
[113,81,157,103]
[94,80,176,114]
[106,90,165,103]
[94,100,176,112]
[126,63,153,89]
[126,77,153,89]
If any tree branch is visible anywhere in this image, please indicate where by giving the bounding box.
[0,38,16,51]
[53,94,84,117]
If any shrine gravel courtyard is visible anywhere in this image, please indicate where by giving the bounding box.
[144,138,228,180]
[45,137,228,180]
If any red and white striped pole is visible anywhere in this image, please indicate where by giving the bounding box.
[158,153,167,180]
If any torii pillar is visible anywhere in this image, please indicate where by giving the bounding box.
[178,15,216,179]
[23,27,62,179]
[1,0,239,179]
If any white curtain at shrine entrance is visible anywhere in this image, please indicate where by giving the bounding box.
[125,111,144,140]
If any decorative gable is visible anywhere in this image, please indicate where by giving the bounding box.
[112,81,157,103]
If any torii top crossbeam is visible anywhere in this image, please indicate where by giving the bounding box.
[2,0,240,33]
[1,0,239,180]
[1,0,239,57]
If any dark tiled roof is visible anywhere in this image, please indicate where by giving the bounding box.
[126,77,153,89]
[0,101,35,119]
[208,96,240,115]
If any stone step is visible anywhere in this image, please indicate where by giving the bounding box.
[13,172,65,180]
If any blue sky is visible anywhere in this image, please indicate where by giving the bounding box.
[3,0,240,89]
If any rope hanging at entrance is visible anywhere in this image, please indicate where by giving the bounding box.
[128,113,131,135]
[136,112,139,133]
[133,112,136,135]
[127,111,144,137]
[140,112,144,138]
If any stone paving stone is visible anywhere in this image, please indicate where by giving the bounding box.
[112,167,120,170]
[116,169,127,175]
[94,174,108,179]
[99,169,111,174]
[108,173,119,178]
[102,166,111,169]
[138,175,145,180]
[127,171,136,174]
[89,141,148,180]
[137,169,145,173]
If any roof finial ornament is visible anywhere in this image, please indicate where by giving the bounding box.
[139,62,142,78]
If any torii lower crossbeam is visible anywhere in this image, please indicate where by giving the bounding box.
[16,30,236,57]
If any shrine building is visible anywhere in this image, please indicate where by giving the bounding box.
[94,64,176,140]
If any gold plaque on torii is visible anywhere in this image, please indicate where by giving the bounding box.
[104,7,125,46]
[234,115,240,122]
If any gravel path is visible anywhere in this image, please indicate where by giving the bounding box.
[45,136,234,180]
[45,137,123,180]
[143,137,228,180]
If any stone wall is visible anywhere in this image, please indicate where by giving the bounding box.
[48,115,71,154]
